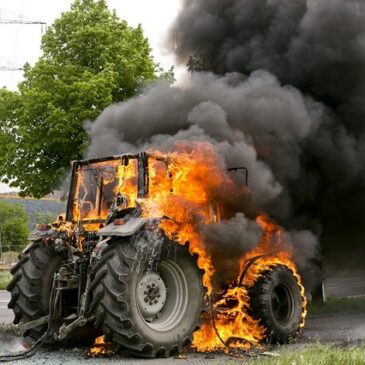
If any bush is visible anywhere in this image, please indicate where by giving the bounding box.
[0,200,28,252]
[0,271,11,290]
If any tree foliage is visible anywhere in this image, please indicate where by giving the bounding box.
[0,0,161,197]
[0,200,28,251]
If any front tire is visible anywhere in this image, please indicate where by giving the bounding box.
[249,265,304,344]
[90,236,204,358]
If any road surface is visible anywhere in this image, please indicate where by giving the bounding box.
[0,290,364,364]
[0,313,363,364]
[0,291,13,325]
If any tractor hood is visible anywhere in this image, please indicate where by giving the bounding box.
[97,217,156,237]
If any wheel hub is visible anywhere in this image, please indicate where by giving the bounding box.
[271,284,293,323]
[137,272,167,320]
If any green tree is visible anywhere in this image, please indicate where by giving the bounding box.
[0,200,29,252]
[0,0,161,198]
[0,88,21,172]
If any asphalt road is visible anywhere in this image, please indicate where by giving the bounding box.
[0,291,13,325]
[0,289,364,364]
[0,314,363,365]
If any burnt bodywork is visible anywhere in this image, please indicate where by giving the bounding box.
[21,151,250,343]
[19,152,170,341]
[28,152,167,245]
[8,150,306,356]
[66,152,169,222]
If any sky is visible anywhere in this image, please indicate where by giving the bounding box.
[0,0,183,193]
[0,0,183,89]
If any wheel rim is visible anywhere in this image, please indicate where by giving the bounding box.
[271,283,294,323]
[136,259,189,332]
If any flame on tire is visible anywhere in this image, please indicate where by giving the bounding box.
[70,141,306,352]
[191,215,307,352]
[141,144,307,352]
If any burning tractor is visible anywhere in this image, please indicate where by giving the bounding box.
[7,148,306,357]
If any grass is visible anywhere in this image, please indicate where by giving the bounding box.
[308,297,365,317]
[0,270,12,290]
[246,344,365,365]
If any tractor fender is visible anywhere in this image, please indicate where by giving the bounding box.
[92,236,111,259]
[96,217,156,237]
[22,227,57,255]
[21,240,39,256]
[27,227,56,242]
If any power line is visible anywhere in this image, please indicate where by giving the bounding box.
[0,19,46,25]
[0,8,46,25]
[0,57,23,71]
[0,8,47,34]
[0,66,22,71]
[0,9,47,71]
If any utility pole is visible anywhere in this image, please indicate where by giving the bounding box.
[0,8,47,71]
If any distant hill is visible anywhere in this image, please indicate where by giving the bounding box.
[0,190,64,200]
[0,196,66,230]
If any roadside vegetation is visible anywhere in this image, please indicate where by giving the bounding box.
[0,0,173,198]
[1,197,65,230]
[0,200,28,252]
[248,344,365,365]
[309,297,365,317]
[0,271,11,290]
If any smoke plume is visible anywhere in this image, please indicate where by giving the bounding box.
[85,0,365,290]
[170,0,365,275]
[86,71,320,290]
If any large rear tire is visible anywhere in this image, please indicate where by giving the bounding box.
[7,242,64,340]
[249,265,304,344]
[90,236,205,358]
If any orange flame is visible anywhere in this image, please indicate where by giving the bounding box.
[71,159,138,232]
[138,143,306,352]
[88,335,115,357]
[191,214,307,352]
[143,143,239,290]
[69,142,306,354]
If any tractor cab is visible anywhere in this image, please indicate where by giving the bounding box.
[66,152,170,230]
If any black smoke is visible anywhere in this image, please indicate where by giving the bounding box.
[86,71,320,291]
[171,0,365,275]
[200,213,263,287]
[173,0,365,108]
[84,0,365,292]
